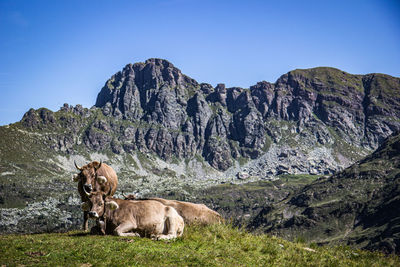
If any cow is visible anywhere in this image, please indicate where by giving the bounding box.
[83,192,184,240]
[72,160,118,231]
[122,193,223,225]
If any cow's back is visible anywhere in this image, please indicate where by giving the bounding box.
[111,199,168,224]
[96,163,118,195]
[150,198,222,225]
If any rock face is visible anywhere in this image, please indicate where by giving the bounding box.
[87,59,400,172]
[249,132,400,254]
[18,59,400,174]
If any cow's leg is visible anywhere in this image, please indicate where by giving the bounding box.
[166,210,184,238]
[83,211,89,231]
[90,219,105,235]
[98,219,106,235]
[154,216,183,240]
[113,222,138,237]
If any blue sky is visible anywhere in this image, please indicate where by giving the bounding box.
[0,0,399,125]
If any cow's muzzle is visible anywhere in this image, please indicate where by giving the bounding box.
[88,211,99,219]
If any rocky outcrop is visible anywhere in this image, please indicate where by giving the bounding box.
[22,108,56,128]
[95,58,198,122]
[20,59,400,173]
[92,60,400,171]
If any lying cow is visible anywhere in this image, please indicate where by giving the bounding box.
[83,192,184,240]
[122,193,223,225]
[73,160,118,231]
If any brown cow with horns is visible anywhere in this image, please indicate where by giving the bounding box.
[72,160,118,231]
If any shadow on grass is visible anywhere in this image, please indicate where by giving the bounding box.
[68,232,91,237]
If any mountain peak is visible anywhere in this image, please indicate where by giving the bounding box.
[95,58,198,120]
[144,58,175,67]
[119,58,178,75]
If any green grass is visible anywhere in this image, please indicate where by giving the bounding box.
[290,67,364,94]
[278,174,321,185]
[0,224,398,266]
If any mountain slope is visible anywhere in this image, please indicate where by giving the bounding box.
[249,132,400,254]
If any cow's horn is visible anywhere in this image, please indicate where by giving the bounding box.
[97,175,107,184]
[84,187,91,196]
[74,161,82,171]
[95,160,102,170]
[122,191,128,199]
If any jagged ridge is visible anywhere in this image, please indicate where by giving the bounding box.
[28,58,399,172]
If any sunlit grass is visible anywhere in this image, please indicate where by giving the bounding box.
[0,224,398,266]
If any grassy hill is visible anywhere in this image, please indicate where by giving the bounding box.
[0,224,398,266]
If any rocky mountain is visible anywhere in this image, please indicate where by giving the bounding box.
[1,58,400,252]
[17,59,400,177]
[249,132,400,254]
[91,59,400,172]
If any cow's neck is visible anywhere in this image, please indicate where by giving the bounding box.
[101,203,115,223]
[97,204,111,234]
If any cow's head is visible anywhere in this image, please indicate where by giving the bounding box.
[73,161,108,195]
[82,191,119,219]
[122,191,137,200]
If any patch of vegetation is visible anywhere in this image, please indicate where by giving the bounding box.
[368,73,400,98]
[150,167,177,178]
[136,151,155,169]
[237,156,249,166]
[123,154,139,170]
[326,126,367,161]
[262,134,272,152]
[0,224,397,266]
[186,85,201,98]
[265,119,299,147]
[193,153,205,164]
[278,174,321,186]
[209,102,231,116]
[291,67,364,94]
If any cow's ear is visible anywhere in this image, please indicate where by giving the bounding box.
[72,174,80,182]
[97,175,107,184]
[105,201,119,210]
[81,202,90,211]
